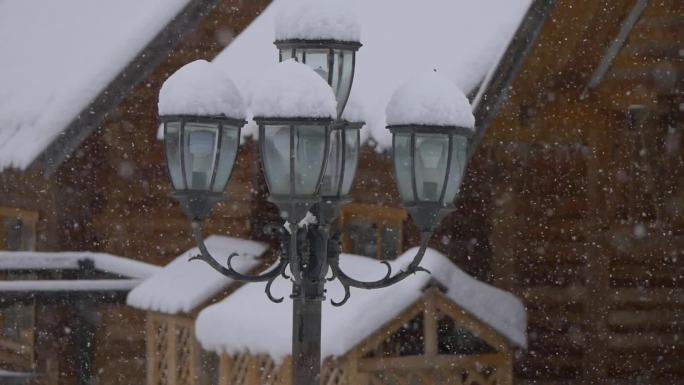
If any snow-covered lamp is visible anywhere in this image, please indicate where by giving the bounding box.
[159,60,247,221]
[274,0,361,118]
[386,71,474,231]
[252,60,337,222]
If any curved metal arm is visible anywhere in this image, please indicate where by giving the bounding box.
[329,231,432,306]
[189,220,287,283]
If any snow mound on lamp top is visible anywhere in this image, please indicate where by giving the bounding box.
[158,60,246,119]
[251,59,337,119]
[386,71,475,129]
[275,0,360,42]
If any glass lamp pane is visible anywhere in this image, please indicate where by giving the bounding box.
[280,48,294,61]
[164,121,185,190]
[331,50,342,97]
[442,135,468,203]
[340,128,360,195]
[302,49,330,83]
[294,125,326,195]
[211,125,240,193]
[183,122,219,191]
[262,125,292,195]
[321,129,344,196]
[414,133,449,202]
[336,50,354,116]
[393,133,414,202]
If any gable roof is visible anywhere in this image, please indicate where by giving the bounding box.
[195,248,527,361]
[0,0,217,172]
[211,0,532,149]
[127,235,266,315]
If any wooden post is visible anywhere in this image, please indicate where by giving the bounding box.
[168,319,177,385]
[218,354,232,385]
[146,316,158,385]
[424,290,438,358]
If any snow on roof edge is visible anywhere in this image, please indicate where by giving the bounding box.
[127,235,267,315]
[195,248,526,361]
[0,251,160,279]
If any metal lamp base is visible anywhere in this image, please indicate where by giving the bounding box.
[172,191,224,221]
[404,203,454,233]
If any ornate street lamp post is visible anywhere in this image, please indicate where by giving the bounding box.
[158,4,475,385]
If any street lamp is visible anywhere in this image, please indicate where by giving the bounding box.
[274,0,361,118]
[251,59,337,223]
[386,71,475,232]
[158,4,475,385]
[158,59,247,221]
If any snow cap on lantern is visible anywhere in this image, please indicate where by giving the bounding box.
[251,59,337,119]
[386,71,474,233]
[386,70,475,129]
[252,60,336,223]
[275,0,361,43]
[159,59,246,119]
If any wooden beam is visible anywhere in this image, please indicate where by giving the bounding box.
[423,290,438,357]
[146,316,158,385]
[433,292,512,352]
[469,0,558,159]
[580,0,650,98]
[358,353,506,372]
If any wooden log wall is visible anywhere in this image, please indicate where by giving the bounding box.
[482,1,684,383]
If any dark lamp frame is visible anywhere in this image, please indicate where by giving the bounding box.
[161,114,246,221]
[388,124,473,232]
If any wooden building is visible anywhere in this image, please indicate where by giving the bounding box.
[475,0,684,383]
[0,0,270,384]
[126,235,267,385]
[208,0,684,383]
[0,251,159,385]
[187,249,526,385]
[0,0,681,384]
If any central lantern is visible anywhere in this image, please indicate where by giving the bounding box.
[274,1,363,220]
[251,60,337,222]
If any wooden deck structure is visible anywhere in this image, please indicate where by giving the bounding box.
[213,289,516,385]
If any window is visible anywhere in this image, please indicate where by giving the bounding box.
[0,207,37,251]
[0,207,38,370]
[339,204,406,260]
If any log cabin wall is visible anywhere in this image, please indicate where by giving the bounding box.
[482,0,684,383]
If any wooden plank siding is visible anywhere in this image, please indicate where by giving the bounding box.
[480,0,684,383]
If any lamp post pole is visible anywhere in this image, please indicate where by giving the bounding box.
[291,221,328,385]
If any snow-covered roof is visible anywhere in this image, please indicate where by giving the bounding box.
[127,235,267,314]
[212,0,531,149]
[0,0,191,170]
[0,251,159,293]
[195,248,527,361]
[0,279,141,292]
[0,251,160,279]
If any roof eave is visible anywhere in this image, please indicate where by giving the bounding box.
[36,0,221,177]
[467,0,559,160]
